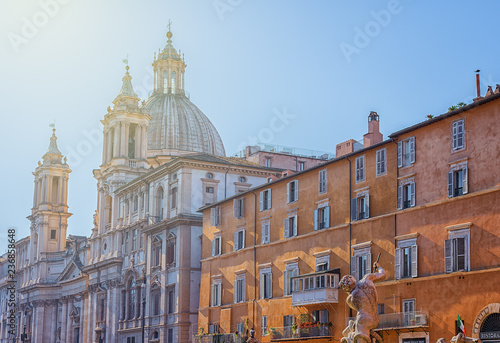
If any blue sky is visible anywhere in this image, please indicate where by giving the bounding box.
[1,0,499,251]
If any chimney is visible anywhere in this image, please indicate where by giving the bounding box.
[474,70,483,102]
[363,111,383,148]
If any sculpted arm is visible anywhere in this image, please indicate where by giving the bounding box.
[367,262,386,283]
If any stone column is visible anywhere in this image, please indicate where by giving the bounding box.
[135,125,142,160]
[81,293,88,343]
[47,176,53,205]
[62,176,69,206]
[102,130,108,164]
[50,301,57,343]
[113,124,120,158]
[121,122,128,157]
[105,287,111,343]
[41,175,47,203]
[33,179,39,208]
[66,298,73,343]
[87,292,93,343]
[61,300,67,342]
[141,126,148,160]
[33,304,45,343]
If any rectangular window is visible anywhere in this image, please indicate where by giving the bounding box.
[284,215,297,238]
[312,309,328,324]
[208,324,219,334]
[298,161,305,171]
[210,280,222,307]
[378,303,385,315]
[287,180,299,203]
[166,239,175,265]
[351,193,369,221]
[167,328,174,343]
[397,137,415,167]
[398,181,415,209]
[261,316,268,336]
[452,119,465,151]
[259,222,271,245]
[167,287,175,314]
[132,229,137,251]
[234,229,245,251]
[319,169,327,194]
[351,248,371,280]
[235,275,245,303]
[233,198,244,218]
[376,148,386,176]
[445,229,470,273]
[283,315,295,337]
[212,235,222,256]
[151,287,161,316]
[50,230,56,240]
[171,187,177,209]
[210,206,221,226]
[237,323,244,334]
[284,263,299,296]
[260,189,272,211]
[314,206,330,230]
[260,268,272,299]
[153,242,162,267]
[403,299,416,326]
[206,186,214,193]
[355,156,365,183]
[448,166,468,197]
[395,238,418,279]
[265,157,272,167]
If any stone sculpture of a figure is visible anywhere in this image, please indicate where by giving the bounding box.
[339,262,386,343]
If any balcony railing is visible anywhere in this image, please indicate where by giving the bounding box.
[268,326,332,340]
[291,270,340,306]
[194,334,247,343]
[346,311,429,330]
[148,215,162,224]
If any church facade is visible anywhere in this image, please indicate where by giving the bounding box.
[2,28,282,343]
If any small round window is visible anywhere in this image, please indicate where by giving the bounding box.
[206,172,214,179]
[239,176,247,183]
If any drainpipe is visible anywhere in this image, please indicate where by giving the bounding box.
[344,156,352,319]
[250,191,258,328]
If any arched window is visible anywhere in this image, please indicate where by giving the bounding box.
[150,283,161,316]
[51,176,59,204]
[105,195,112,227]
[163,71,168,94]
[128,278,136,319]
[156,187,164,219]
[133,195,138,212]
[171,71,176,94]
[128,124,136,159]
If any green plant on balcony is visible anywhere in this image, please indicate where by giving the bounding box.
[268,327,282,339]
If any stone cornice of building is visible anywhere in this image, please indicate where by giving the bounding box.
[115,158,280,195]
[81,257,124,273]
[28,210,73,219]
[142,213,203,234]
[58,273,89,286]
[102,109,151,124]
[97,163,150,181]
[18,281,62,293]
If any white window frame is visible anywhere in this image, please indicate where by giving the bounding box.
[315,255,330,272]
[287,180,299,203]
[210,279,222,307]
[402,299,416,326]
[314,205,330,230]
[212,235,221,257]
[236,323,244,333]
[234,274,245,303]
[264,157,272,167]
[452,119,465,152]
[376,148,387,177]
[448,162,468,198]
[356,155,365,183]
[260,267,273,299]
[284,215,297,238]
[397,137,415,168]
[318,169,327,194]
[234,229,245,251]
[298,161,305,171]
[233,198,244,219]
[261,316,268,336]
[260,189,272,211]
[445,228,470,273]
[395,238,418,279]
[351,247,371,281]
[283,262,299,296]
[210,206,221,227]
[351,191,369,221]
[398,178,416,209]
[261,221,270,244]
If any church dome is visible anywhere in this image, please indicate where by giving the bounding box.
[145,27,226,157]
[145,94,226,156]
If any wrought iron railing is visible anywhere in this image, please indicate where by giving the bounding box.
[267,326,332,339]
[194,334,247,343]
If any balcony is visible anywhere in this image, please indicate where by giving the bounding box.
[194,334,247,343]
[291,270,340,306]
[346,312,429,331]
[269,326,332,340]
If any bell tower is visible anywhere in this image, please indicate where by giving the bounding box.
[29,127,71,258]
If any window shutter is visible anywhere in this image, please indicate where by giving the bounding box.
[293,215,298,236]
[376,150,381,175]
[324,206,330,228]
[457,237,466,271]
[452,122,458,150]
[366,253,372,277]
[448,172,453,197]
[381,149,386,173]
[268,272,273,298]
[260,273,264,299]
[212,238,216,256]
[233,199,238,218]
[211,208,216,226]
[234,280,237,303]
[397,141,402,167]
[267,190,272,210]
[314,209,319,230]
[351,198,357,221]
[411,245,418,277]
[240,198,244,217]
[350,256,357,280]
[242,277,245,302]
[462,167,468,194]
[234,231,239,251]
[261,316,266,335]
[444,238,452,273]
[394,248,401,280]
[242,230,245,249]
[283,270,289,295]
[364,194,370,219]
[211,284,215,307]
[397,185,403,209]
[294,180,299,201]
[260,191,264,211]
[217,283,222,306]
[287,182,290,203]
[284,218,290,238]
[409,137,415,163]
[410,182,416,207]
[217,207,221,226]
[218,237,222,255]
